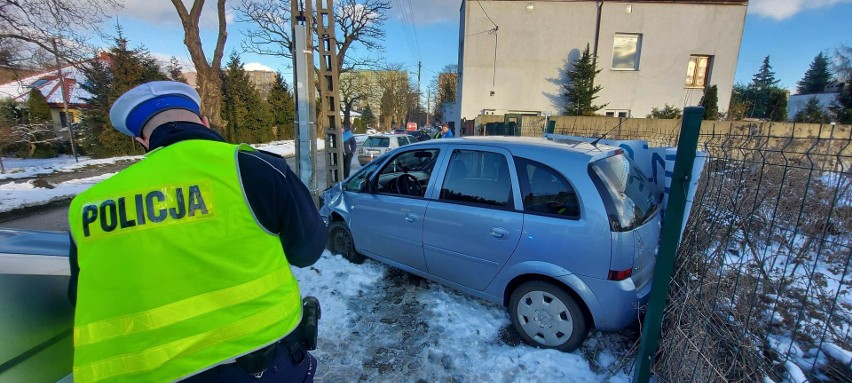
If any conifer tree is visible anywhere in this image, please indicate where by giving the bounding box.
[220,52,273,144]
[361,105,376,128]
[562,44,607,116]
[167,57,188,83]
[796,52,832,95]
[27,88,51,122]
[767,88,788,122]
[266,72,295,140]
[794,97,830,123]
[699,85,719,120]
[80,27,168,157]
[831,77,852,124]
[744,56,787,120]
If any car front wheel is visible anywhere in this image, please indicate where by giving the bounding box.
[327,221,365,264]
[508,281,588,352]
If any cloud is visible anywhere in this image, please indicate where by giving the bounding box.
[114,0,234,30]
[243,62,274,72]
[391,0,460,26]
[748,0,852,20]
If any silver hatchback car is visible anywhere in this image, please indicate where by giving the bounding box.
[357,134,417,165]
[320,136,661,351]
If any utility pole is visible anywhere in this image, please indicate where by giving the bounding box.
[426,88,431,126]
[290,0,318,198]
[417,61,421,125]
[52,39,78,163]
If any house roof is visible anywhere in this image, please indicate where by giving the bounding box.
[0,62,95,107]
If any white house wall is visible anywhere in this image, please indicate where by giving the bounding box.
[457,0,747,125]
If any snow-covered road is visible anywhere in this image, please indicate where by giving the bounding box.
[297,251,637,382]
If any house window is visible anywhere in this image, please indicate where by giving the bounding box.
[605,110,630,118]
[612,34,641,70]
[685,55,712,88]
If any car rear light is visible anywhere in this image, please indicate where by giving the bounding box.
[608,268,633,281]
[359,147,363,154]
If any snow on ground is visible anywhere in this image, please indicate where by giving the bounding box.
[2,139,636,382]
[295,251,632,382]
[0,140,326,213]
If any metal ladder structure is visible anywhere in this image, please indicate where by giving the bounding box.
[315,0,345,186]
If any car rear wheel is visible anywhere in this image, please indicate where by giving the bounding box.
[508,281,588,352]
[328,221,365,264]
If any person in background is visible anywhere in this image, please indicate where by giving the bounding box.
[342,125,356,178]
[67,81,327,383]
[440,123,454,138]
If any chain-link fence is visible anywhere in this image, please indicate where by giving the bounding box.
[482,115,851,382]
[660,123,850,383]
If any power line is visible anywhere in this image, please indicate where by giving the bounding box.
[476,0,498,29]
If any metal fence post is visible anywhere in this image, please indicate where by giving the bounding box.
[633,106,704,383]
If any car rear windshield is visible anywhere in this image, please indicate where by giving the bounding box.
[590,153,658,231]
[364,137,390,148]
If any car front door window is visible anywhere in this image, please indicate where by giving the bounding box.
[375,149,440,197]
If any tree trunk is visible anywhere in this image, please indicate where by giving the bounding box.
[171,0,227,134]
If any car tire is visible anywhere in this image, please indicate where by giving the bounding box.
[327,221,365,264]
[508,281,588,352]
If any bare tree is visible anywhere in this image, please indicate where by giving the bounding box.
[375,65,413,130]
[340,71,373,128]
[0,0,119,67]
[171,0,227,130]
[239,0,391,74]
[0,122,59,168]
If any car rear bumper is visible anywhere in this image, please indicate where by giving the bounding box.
[574,274,649,331]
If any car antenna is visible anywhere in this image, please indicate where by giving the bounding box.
[590,117,630,147]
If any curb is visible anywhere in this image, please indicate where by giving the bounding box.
[0,198,74,223]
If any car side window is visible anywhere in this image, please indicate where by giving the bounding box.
[374,149,440,197]
[397,137,408,147]
[439,150,513,209]
[515,158,580,219]
[344,161,381,192]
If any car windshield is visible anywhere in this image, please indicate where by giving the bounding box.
[364,136,390,147]
[590,153,658,231]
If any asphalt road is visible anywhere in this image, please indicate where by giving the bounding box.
[0,150,358,231]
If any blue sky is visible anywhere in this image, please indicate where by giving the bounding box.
[106,0,850,94]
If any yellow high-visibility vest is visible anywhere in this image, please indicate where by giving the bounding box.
[68,140,302,383]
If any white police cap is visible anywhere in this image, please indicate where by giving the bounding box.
[109,81,202,137]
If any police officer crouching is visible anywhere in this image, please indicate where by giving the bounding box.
[67,81,327,382]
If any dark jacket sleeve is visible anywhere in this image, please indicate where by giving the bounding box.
[238,150,327,268]
[344,137,356,156]
[68,233,78,306]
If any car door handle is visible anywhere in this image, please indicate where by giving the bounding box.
[405,213,418,223]
[491,227,510,239]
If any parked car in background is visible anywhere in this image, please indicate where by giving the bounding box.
[357,134,417,165]
[321,136,661,352]
[392,129,406,135]
[354,134,369,148]
[408,130,432,142]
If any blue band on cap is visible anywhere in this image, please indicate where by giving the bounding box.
[125,95,201,136]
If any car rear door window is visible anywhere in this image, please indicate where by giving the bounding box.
[439,150,513,208]
[364,136,389,147]
[515,158,580,219]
